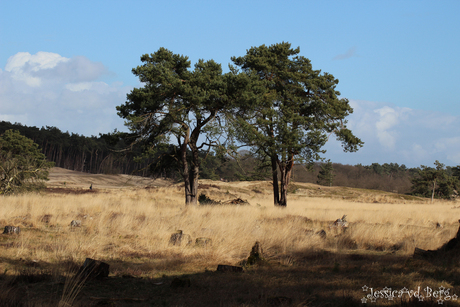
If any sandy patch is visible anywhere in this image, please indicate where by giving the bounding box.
[46,167,172,190]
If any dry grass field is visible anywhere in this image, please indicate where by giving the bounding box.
[1,168,460,306]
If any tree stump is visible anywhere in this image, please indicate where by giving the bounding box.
[3,226,20,234]
[70,220,82,227]
[315,229,327,239]
[224,198,249,205]
[77,258,109,280]
[169,230,183,245]
[216,265,243,273]
[40,215,52,224]
[329,215,349,235]
[247,241,264,265]
[195,237,212,248]
[169,230,192,246]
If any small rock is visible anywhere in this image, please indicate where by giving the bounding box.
[195,237,212,248]
[247,241,264,265]
[332,215,348,228]
[3,226,20,234]
[169,230,192,246]
[70,220,82,227]
[315,229,326,239]
[169,230,182,245]
[40,215,52,224]
[329,215,348,234]
[225,198,249,205]
[77,258,109,280]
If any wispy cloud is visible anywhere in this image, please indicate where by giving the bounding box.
[0,52,130,136]
[324,100,460,167]
[333,46,358,60]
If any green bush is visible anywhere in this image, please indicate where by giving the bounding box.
[0,130,54,194]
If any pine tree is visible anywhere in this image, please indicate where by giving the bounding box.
[117,48,254,205]
[317,160,335,186]
[230,42,363,206]
[411,161,459,201]
[0,130,54,194]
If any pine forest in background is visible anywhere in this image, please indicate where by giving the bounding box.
[1,120,459,197]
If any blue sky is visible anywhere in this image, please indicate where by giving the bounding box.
[1,0,459,168]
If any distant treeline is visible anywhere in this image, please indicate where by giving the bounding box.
[292,163,416,194]
[201,154,418,194]
[0,121,149,176]
[1,121,456,195]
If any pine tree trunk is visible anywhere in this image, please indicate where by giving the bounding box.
[271,156,280,206]
[278,157,294,207]
[279,165,288,207]
[188,143,200,206]
[189,168,198,206]
[180,141,192,205]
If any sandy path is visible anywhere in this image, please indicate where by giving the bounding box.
[47,167,172,189]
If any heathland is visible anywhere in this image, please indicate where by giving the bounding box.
[0,167,459,306]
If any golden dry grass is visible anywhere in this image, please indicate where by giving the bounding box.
[1,169,460,306]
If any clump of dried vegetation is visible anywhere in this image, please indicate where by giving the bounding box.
[0,179,459,306]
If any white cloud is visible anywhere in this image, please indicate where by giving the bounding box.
[374,106,398,149]
[324,100,460,167]
[5,52,70,87]
[372,106,412,150]
[0,51,130,136]
[374,106,398,130]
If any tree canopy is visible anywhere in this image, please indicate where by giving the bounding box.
[117,48,252,205]
[0,129,54,194]
[230,42,363,206]
[317,160,335,187]
[411,160,459,201]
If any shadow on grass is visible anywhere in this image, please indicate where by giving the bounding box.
[1,250,460,306]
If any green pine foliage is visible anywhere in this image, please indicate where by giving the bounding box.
[116,48,246,205]
[0,130,54,194]
[317,160,335,186]
[230,42,363,206]
[411,160,459,199]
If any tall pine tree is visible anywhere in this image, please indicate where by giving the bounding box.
[317,160,335,187]
[231,42,363,206]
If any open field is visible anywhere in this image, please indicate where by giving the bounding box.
[1,168,460,306]
[46,167,172,190]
